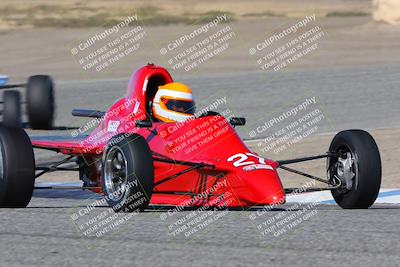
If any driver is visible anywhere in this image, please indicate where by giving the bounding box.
[152,82,195,122]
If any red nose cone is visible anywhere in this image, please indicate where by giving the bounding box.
[252,173,285,205]
[232,169,286,206]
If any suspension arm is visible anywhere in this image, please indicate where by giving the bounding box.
[276,152,339,165]
[35,155,77,179]
[278,165,338,186]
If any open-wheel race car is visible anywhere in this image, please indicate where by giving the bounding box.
[0,64,381,210]
[0,74,55,129]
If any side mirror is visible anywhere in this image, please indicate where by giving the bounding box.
[230,117,246,126]
[136,120,153,128]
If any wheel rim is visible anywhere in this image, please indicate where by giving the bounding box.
[104,147,128,201]
[329,146,357,192]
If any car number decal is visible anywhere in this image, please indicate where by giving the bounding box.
[227,153,273,171]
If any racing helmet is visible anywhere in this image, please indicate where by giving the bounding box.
[152,82,195,122]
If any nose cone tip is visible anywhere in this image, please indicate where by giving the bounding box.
[248,188,286,206]
[272,194,286,204]
[257,179,286,205]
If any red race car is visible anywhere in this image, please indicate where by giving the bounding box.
[0,64,381,210]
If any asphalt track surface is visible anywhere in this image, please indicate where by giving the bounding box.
[2,64,400,266]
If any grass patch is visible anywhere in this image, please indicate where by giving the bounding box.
[326,11,370,17]
[134,5,192,26]
[0,4,235,28]
[0,4,122,28]
[193,10,235,24]
[243,11,285,17]
[141,15,192,26]
[134,5,160,18]
[32,14,123,28]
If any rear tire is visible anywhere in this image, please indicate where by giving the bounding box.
[26,75,55,129]
[102,133,154,212]
[0,127,35,207]
[3,90,22,128]
[328,130,381,209]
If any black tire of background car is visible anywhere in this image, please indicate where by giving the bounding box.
[328,130,381,209]
[26,75,55,129]
[3,90,22,128]
[0,126,35,207]
[102,133,154,212]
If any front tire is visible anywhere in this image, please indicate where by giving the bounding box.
[102,133,154,212]
[0,127,35,207]
[328,130,381,209]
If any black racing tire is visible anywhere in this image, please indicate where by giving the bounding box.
[328,130,381,209]
[26,75,55,130]
[102,133,154,212]
[0,126,35,207]
[3,90,22,128]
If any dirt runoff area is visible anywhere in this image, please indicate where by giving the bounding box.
[0,1,399,81]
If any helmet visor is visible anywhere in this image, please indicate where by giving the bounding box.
[165,99,195,115]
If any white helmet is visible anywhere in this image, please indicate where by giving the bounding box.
[152,82,195,122]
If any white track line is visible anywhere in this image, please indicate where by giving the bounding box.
[286,188,400,204]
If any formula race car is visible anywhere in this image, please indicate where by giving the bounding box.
[0,74,55,129]
[0,64,381,210]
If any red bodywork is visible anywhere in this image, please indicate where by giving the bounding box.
[32,65,285,207]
